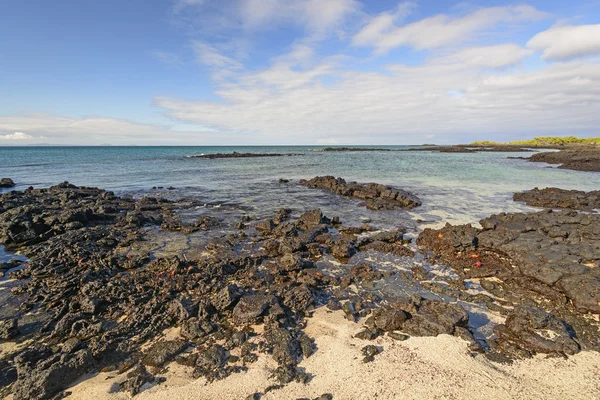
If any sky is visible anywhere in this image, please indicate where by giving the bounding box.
[1,0,599,145]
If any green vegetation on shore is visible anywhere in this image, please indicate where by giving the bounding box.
[472,136,599,146]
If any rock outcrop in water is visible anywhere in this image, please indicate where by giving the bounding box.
[525,149,600,172]
[403,145,532,153]
[299,176,421,210]
[514,187,600,211]
[0,178,15,188]
[189,152,300,159]
[321,147,391,152]
[417,209,600,359]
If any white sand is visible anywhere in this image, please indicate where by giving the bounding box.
[63,307,600,400]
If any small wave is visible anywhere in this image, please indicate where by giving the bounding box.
[185,153,205,158]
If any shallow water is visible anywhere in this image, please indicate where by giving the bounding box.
[2,146,600,231]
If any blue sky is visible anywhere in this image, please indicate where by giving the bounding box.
[1,0,599,145]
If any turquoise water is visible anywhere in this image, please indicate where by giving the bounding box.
[2,146,600,231]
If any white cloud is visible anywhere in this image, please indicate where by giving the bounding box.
[444,44,532,68]
[155,56,600,143]
[527,24,600,61]
[352,2,415,47]
[240,0,359,35]
[238,44,343,92]
[191,41,245,81]
[0,131,33,140]
[353,5,547,54]
[192,41,242,69]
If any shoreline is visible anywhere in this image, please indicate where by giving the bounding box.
[0,175,599,399]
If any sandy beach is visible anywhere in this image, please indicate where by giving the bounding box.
[61,307,600,400]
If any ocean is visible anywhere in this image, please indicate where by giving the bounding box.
[2,145,600,235]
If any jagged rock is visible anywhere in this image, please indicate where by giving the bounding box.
[355,328,381,340]
[196,344,228,370]
[194,344,230,381]
[119,364,162,396]
[279,253,313,271]
[493,306,580,357]
[180,318,214,340]
[374,309,409,332]
[388,332,409,341]
[401,300,468,336]
[265,328,300,366]
[61,338,82,354]
[0,318,18,340]
[417,209,600,314]
[255,219,276,232]
[282,285,314,313]
[213,284,242,311]
[361,345,380,363]
[167,296,199,322]
[232,294,276,324]
[331,238,357,261]
[13,346,94,400]
[296,209,327,230]
[142,340,187,367]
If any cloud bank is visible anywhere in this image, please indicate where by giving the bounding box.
[527,24,600,61]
